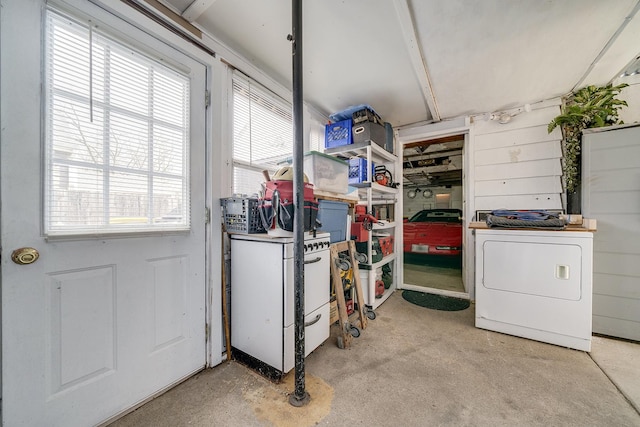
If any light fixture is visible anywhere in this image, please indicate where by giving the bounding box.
[407,188,421,199]
[487,103,532,124]
[489,112,513,124]
[422,189,433,198]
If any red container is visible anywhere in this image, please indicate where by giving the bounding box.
[351,221,369,242]
[345,299,354,315]
[355,205,367,217]
[264,180,315,203]
[258,200,318,232]
[375,280,385,298]
[377,235,394,257]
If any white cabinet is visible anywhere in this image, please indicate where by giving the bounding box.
[475,228,593,351]
[326,142,401,310]
[230,233,331,376]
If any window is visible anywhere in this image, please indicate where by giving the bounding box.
[232,73,292,196]
[44,9,190,235]
[308,114,326,153]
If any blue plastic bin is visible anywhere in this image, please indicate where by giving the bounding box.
[325,119,353,149]
[317,200,349,243]
[348,158,375,184]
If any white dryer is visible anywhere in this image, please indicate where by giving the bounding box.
[475,228,593,351]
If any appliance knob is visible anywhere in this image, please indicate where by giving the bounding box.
[313,243,319,249]
[303,245,308,252]
[325,241,330,247]
[306,244,313,251]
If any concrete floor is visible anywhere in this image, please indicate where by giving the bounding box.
[111,292,640,427]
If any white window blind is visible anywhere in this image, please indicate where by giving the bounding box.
[232,73,292,196]
[309,115,326,153]
[44,9,190,235]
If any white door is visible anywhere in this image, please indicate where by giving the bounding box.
[583,125,640,342]
[1,1,208,425]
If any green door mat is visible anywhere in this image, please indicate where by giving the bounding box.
[402,290,470,311]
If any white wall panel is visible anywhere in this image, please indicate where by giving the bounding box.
[593,294,640,323]
[589,214,640,254]
[594,252,640,277]
[475,176,562,197]
[592,316,640,342]
[475,140,562,166]
[474,124,560,151]
[588,190,640,214]
[588,143,640,170]
[593,273,640,299]
[475,194,561,211]
[471,104,563,213]
[475,159,561,181]
[584,169,640,192]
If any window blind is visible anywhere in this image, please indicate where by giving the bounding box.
[232,73,292,196]
[45,9,191,235]
[308,115,326,153]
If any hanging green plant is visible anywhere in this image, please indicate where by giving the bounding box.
[548,83,628,194]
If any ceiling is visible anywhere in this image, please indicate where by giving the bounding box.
[156,0,640,129]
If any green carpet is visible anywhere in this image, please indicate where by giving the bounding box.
[402,290,470,311]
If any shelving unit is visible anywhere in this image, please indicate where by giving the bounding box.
[325,142,401,310]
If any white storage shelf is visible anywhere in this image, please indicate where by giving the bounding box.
[326,141,400,311]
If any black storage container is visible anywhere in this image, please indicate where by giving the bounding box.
[352,121,386,148]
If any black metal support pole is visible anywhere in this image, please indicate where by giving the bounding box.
[288,0,309,408]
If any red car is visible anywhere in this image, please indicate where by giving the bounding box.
[403,209,462,256]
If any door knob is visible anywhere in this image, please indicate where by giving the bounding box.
[11,247,39,265]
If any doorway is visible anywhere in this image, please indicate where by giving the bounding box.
[402,134,466,297]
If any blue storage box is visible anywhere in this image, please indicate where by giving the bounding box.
[348,158,375,184]
[325,119,353,149]
[317,200,349,243]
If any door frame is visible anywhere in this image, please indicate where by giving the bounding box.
[396,117,475,300]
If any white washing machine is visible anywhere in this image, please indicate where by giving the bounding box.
[475,228,593,351]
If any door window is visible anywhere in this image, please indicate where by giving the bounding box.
[44,8,191,235]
